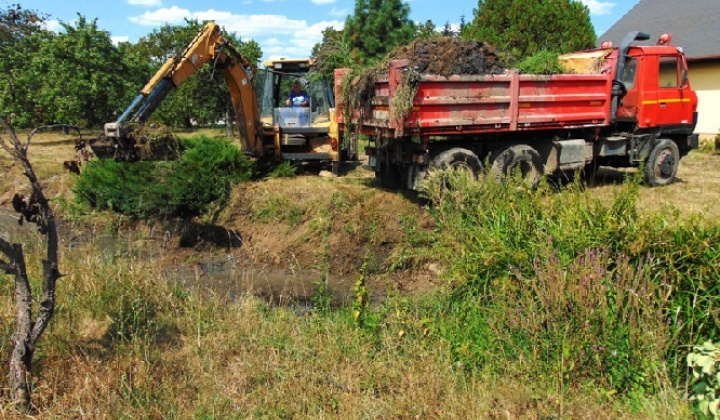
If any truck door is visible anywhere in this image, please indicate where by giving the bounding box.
[650,55,693,127]
[617,57,639,121]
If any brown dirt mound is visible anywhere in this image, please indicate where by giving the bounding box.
[88,126,181,161]
[340,37,507,121]
[387,37,506,76]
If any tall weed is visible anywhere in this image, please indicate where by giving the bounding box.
[421,169,720,393]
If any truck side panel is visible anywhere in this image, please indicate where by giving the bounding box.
[338,62,613,138]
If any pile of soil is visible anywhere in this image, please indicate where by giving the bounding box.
[88,126,181,161]
[340,37,507,120]
[387,37,506,76]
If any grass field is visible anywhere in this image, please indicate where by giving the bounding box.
[1,128,719,417]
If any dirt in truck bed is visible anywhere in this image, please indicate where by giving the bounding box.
[340,37,507,116]
[386,37,506,76]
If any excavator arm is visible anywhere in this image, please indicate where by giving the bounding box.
[105,22,263,155]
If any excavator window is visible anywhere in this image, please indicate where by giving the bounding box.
[259,65,334,127]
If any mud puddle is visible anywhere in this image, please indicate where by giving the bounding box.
[0,212,363,310]
[168,263,358,310]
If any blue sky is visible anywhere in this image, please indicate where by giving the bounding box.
[18,0,641,61]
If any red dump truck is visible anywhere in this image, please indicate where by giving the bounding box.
[334,32,699,189]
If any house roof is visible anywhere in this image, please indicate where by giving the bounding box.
[598,0,720,60]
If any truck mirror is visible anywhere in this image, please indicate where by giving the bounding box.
[681,69,689,87]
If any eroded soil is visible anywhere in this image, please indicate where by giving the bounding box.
[0,134,440,307]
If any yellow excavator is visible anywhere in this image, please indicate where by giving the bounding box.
[104,21,354,170]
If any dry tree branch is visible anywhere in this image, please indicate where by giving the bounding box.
[0,119,62,412]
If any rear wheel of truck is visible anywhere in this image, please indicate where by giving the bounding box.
[643,139,679,187]
[490,144,543,189]
[431,148,482,188]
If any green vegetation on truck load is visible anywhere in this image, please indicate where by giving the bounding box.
[517,50,568,74]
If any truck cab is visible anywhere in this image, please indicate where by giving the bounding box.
[612,33,698,133]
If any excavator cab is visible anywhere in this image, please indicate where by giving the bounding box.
[259,58,337,163]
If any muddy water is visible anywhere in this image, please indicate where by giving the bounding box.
[0,212,357,309]
[168,264,356,309]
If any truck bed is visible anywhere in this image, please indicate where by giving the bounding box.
[337,60,613,138]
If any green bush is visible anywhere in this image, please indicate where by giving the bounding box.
[74,135,254,218]
[688,341,720,418]
[517,50,567,74]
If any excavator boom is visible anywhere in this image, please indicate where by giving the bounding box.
[105,22,263,156]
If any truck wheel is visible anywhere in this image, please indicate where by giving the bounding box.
[432,148,482,179]
[643,138,679,187]
[490,144,543,189]
[377,161,402,189]
[430,148,482,190]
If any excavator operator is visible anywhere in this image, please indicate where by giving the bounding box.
[286,81,309,107]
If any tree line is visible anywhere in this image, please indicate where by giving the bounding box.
[0,5,262,129]
[1,0,595,130]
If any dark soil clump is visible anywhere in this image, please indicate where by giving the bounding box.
[339,37,507,121]
[386,37,506,76]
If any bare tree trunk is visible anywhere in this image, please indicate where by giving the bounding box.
[0,121,62,412]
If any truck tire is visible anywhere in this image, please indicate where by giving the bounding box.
[431,148,482,180]
[643,138,679,187]
[490,144,543,189]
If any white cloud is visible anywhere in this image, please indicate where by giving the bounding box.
[311,0,337,4]
[328,7,348,17]
[129,6,192,25]
[128,0,162,6]
[112,35,130,45]
[42,19,62,32]
[129,8,344,60]
[579,0,615,16]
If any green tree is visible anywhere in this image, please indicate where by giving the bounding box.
[311,27,353,81]
[29,15,138,127]
[0,3,46,126]
[0,3,43,42]
[343,0,415,65]
[416,19,438,39]
[131,20,262,129]
[463,0,595,61]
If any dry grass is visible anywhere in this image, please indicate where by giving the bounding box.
[0,235,692,418]
[0,130,83,206]
[588,151,720,221]
[2,132,717,417]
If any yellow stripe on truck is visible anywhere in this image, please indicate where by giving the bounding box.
[642,98,692,105]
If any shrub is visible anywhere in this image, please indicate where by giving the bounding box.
[517,50,567,74]
[688,341,720,418]
[74,135,254,218]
